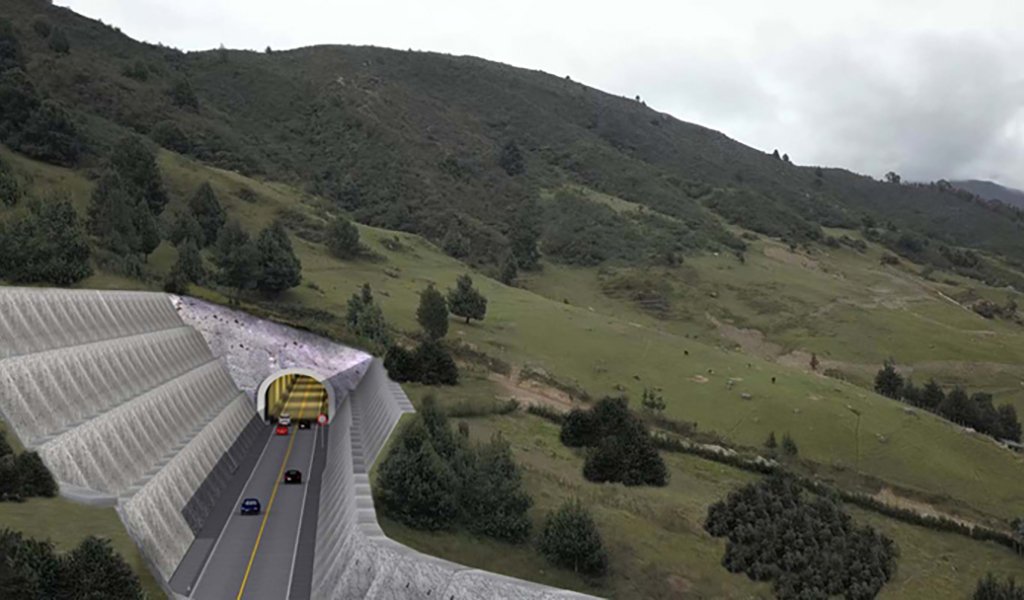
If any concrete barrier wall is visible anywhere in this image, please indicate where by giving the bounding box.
[0,327,211,445]
[0,288,181,360]
[120,394,254,579]
[312,359,600,600]
[37,360,240,496]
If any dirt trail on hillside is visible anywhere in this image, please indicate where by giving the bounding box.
[488,366,578,411]
[872,488,978,529]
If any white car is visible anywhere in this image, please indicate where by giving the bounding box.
[278,413,291,426]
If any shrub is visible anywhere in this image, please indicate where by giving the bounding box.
[0,197,92,285]
[326,215,361,258]
[345,284,391,350]
[417,283,449,340]
[47,27,69,54]
[463,433,533,542]
[31,16,51,38]
[12,100,82,166]
[384,344,419,382]
[974,574,1024,600]
[538,499,608,576]
[60,536,144,599]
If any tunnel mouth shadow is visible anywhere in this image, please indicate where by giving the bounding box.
[256,370,332,424]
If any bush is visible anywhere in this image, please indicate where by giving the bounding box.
[538,499,608,576]
[414,340,459,385]
[0,197,92,285]
[974,573,1024,600]
[526,404,564,424]
[384,344,419,382]
[12,100,82,166]
[60,536,144,599]
[326,215,361,258]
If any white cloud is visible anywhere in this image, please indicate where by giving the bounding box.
[60,0,1024,187]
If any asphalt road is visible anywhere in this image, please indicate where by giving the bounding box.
[189,423,321,600]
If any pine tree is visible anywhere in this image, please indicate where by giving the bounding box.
[14,452,56,497]
[509,198,541,270]
[174,239,205,284]
[938,387,977,426]
[414,340,459,385]
[499,253,518,286]
[213,220,258,304]
[326,215,361,258]
[781,433,799,456]
[538,499,608,576]
[810,353,820,371]
[384,344,418,382]
[764,431,778,451]
[345,284,391,349]
[447,274,487,324]
[464,433,533,542]
[2,197,91,285]
[417,283,449,339]
[109,136,167,214]
[255,221,302,294]
[60,536,144,600]
[13,100,82,167]
[920,379,945,410]
[188,182,226,246]
[168,209,205,247]
[0,154,22,206]
[996,404,1022,442]
[873,359,904,399]
[375,419,460,531]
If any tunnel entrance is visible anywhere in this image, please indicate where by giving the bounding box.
[261,373,328,424]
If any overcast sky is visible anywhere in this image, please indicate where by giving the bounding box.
[63,0,1024,188]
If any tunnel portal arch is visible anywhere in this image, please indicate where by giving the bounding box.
[255,368,336,423]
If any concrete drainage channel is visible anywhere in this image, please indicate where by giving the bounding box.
[0,288,600,599]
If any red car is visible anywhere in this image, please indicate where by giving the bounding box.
[275,424,289,436]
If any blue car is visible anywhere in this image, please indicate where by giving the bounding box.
[240,498,261,515]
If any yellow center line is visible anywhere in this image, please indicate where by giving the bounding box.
[237,389,313,593]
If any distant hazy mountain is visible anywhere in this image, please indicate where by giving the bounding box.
[952,180,1024,209]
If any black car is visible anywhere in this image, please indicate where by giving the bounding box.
[284,469,302,484]
[298,420,311,430]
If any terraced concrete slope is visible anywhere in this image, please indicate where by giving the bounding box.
[0,288,598,599]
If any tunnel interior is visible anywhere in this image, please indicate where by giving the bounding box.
[264,373,328,424]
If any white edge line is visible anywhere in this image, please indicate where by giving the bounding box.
[190,425,274,597]
[286,425,319,598]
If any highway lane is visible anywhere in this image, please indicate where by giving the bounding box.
[190,424,318,600]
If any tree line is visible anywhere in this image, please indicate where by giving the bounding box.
[375,396,609,576]
[874,360,1022,442]
[0,529,143,599]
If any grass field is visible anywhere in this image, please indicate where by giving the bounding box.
[382,385,1024,599]
[6,148,1024,596]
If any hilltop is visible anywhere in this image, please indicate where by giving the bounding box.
[953,179,1024,210]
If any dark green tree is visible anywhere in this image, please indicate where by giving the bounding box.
[14,452,56,498]
[560,408,596,448]
[326,215,361,258]
[255,221,302,294]
[873,359,904,399]
[61,536,144,600]
[384,344,418,382]
[188,182,226,246]
[499,141,525,176]
[538,499,608,576]
[920,379,945,410]
[13,100,82,166]
[168,77,199,111]
[168,209,205,247]
[417,283,449,340]
[374,419,460,530]
[0,529,44,597]
[464,433,533,542]
[447,274,487,324]
[88,172,138,255]
[345,284,391,349]
[499,253,518,285]
[213,220,258,303]
[996,404,1022,442]
[109,136,168,214]
[781,433,799,456]
[764,431,778,451]
[413,340,459,385]
[1,197,91,285]
[0,18,24,72]
[938,386,977,426]
[441,228,470,259]
[47,26,69,54]
[174,239,205,284]
[0,69,39,141]
[509,197,541,270]
[151,120,190,153]
[0,155,21,206]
